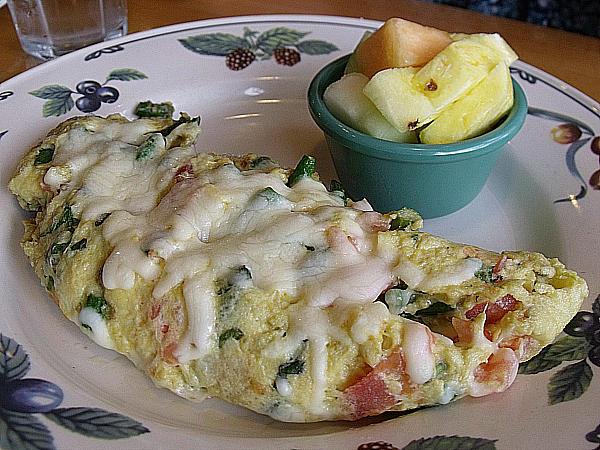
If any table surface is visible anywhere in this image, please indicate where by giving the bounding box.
[1,0,599,102]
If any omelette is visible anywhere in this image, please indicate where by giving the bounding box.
[8,111,587,422]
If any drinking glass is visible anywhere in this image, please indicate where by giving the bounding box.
[6,0,127,59]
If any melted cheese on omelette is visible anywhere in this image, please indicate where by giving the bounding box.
[9,113,588,422]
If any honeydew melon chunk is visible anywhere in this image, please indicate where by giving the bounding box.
[363,67,436,133]
[324,73,418,143]
[351,18,453,78]
[419,61,514,144]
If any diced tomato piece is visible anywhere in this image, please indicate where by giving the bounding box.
[470,348,519,396]
[344,371,396,420]
[493,254,508,276]
[343,350,411,420]
[174,163,194,182]
[465,302,486,320]
[465,294,520,324]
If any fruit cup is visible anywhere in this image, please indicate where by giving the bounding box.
[308,54,528,219]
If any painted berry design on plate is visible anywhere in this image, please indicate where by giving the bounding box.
[0,333,149,450]
[518,295,599,448]
[356,436,498,450]
[179,26,338,70]
[526,106,598,202]
[29,69,147,117]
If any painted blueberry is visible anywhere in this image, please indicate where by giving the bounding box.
[0,378,64,413]
[76,80,102,96]
[96,86,119,104]
[564,311,598,339]
[76,95,102,113]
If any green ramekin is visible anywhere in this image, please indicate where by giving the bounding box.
[308,54,528,218]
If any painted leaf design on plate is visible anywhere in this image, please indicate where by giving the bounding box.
[543,335,592,361]
[593,295,600,316]
[0,334,31,383]
[0,409,54,450]
[518,346,563,374]
[254,27,310,53]
[547,359,593,405]
[28,85,75,117]
[178,33,252,56]
[43,407,150,439]
[294,39,339,55]
[402,435,497,449]
[105,69,148,83]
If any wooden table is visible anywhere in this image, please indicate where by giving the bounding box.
[1,0,599,101]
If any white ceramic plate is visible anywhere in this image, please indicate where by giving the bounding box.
[1,15,599,450]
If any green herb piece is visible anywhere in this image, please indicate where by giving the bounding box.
[81,324,92,331]
[134,101,175,118]
[218,328,244,347]
[41,204,77,237]
[33,146,55,165]
[475,264,495,283]
[389,207,423,231]
[136,133,165,160]
[70,238,87,251]
[45,276,54,291]
[286,155,316,187]
[85,294,111,319]
[50,242,69,255]
[277,359,305,377]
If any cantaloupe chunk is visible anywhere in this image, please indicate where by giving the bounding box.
[351,18,453,78]
[324,73,418,143]
[419,61,514,144]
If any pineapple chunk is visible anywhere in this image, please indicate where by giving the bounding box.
[451,32,519,65]
[419,61,514,144]
[351,18,453,78]
[324,73,418,143]
[363,67,435,132]
[364,33,518,132]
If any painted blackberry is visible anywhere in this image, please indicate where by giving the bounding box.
[273,47,301,66]
[357,442,399,450]
[225,48,256,70]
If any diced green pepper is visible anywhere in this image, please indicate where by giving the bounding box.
[413,302,454,317]
[70,238,87,251]
[134,101,175,119]
[286,155,316,187]
[329,179,349,205]
[389,207,423,231]
[277,359,305,377]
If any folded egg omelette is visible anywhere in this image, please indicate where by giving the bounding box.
[8,112,587,422]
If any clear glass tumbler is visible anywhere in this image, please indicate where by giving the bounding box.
[6,0,127,60]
